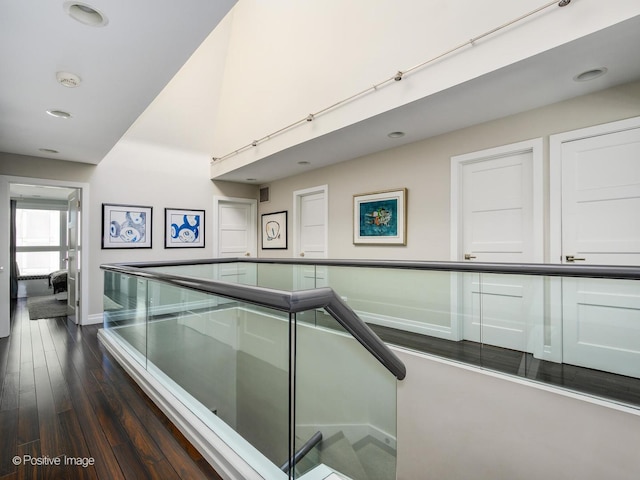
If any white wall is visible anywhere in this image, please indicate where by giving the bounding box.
[396,348,640,480]
[0,148,256,327]
[211,0,640,170]
[258,81,640,261]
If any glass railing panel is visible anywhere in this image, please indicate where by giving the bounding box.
[320,265,479,353]
[294,311,397,480]
[143,278,291,476]
[103,270,148,365]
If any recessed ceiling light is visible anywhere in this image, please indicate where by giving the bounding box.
[64,1,108,27]
[246,178,257,182]
[388,131,405,138]
[573,67,608,82]
[46,110,72,119]
[298,161,310,165]
[39,148,60,154]
[56,71,82,88]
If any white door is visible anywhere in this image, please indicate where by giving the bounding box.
[66,189,81,323]
[214,197,257,285]
[293,186,328,290]
[294,186,328,260]
[551,118,640,378]
[452,140,543,353]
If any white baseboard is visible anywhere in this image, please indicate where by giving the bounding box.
[85,313,104,325]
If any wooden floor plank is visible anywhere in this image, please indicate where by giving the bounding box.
[0,372,19,411]
[16,440,41,480]
[29,321,45,370]
[57,409,99,480]
[0,409,19,477]
[17,388,39,446]
[1,300,223,480]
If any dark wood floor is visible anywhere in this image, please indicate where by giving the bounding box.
[0,299,223,480]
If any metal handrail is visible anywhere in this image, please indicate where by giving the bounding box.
[101,263,407,380]
[280,431,323,473]
[110,257,640,280]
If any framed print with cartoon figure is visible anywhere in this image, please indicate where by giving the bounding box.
[262,211,287,249]
[102,203,152,249]
[165,208,205,248]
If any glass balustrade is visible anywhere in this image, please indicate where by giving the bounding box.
[101,266,403,479]
[140,260,640,409]
[102,259,639,479]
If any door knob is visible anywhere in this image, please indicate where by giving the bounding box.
[464,253,476,260]
[565,255,586,262]
[300,252,305,257]
[245,252,251,257]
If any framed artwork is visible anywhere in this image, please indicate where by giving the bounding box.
[353,188,407,245]
[261,211,288,249]
[165,208,205,248]
[102,203,152,249]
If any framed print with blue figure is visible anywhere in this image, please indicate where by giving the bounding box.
[353,188,407,245]
[102,203,153,249]
[261,210,287,249]
[165,208,205,248]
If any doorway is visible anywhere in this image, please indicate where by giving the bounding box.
[213,196,257,284]
[450,139,544,352]
[0,176,90,337]
[293,185,328,290]
[550,116,640,378]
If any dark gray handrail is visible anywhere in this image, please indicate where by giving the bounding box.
[101,263,406,380]
[280,431,323,473]
[110,257,640,280]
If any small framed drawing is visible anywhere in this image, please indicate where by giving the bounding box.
[261,211,288,249]
[353,188,407,245]
[102,203,153,249]
[165,208,205,248]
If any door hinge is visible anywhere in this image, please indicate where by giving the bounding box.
[76,300,80,307]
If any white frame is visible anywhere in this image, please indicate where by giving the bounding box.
[549,115,640,263]
[212,196,257,258]
[449,138,544,344]
[0,176,91,332]
[353,188,407,245]
[293,185,328,259]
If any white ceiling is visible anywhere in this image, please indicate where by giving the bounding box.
[0,0,236,164]
[213,14,640,184]
[0,2,638,187]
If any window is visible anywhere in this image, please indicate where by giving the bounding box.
[15,205,67,276]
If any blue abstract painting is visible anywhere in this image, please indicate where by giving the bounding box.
[170,214,201,243]
[109,210,147,243]
[359,199,398,237]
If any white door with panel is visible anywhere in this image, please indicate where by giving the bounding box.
[552,118,640,378]
[66,189,81,323]
[452,140,543,353]
[294,185,328,290]
[214,197,257,285]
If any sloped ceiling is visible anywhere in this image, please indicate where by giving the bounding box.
[0,0,236,165]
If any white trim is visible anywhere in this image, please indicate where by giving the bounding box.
[450,138,544,262]
[549,115,640,264]
[99,329,286,480]
[0,175,90,335]
[213,196,258,258]
[548,115,640,366]
[449,138,544,346]
[86,313,104,325]
[292,184,329,259]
